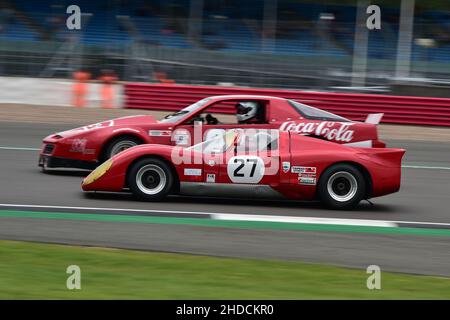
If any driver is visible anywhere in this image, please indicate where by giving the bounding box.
[236,101,262,124]
[205,113,219,125]
[191,113,219,125]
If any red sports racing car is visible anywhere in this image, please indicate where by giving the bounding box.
[40,95,385,171]
[81,129,404,210]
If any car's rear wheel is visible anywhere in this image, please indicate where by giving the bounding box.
[318,164,366,210]
[105,136,141,159]
[127,158,174,201]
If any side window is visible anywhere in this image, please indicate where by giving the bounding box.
[184,101,237,125]
[184,113,236,125]
[185,100,268,125]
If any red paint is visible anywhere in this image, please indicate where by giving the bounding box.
[81,131,405,202]
[40,95,384,170]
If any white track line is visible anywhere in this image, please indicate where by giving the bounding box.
[0,146,40,151]
[402,165,450,170]
[0,203,212,216]
[390,220,450,227]
[213,214,397,227]
[1,203,450,228]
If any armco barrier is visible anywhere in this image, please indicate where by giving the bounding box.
[125,83,450,127]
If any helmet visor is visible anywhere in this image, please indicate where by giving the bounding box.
[236,104,251,115]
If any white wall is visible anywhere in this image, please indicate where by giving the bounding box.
[0,77,124,108]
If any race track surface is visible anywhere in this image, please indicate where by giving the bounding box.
[0,122,449,276]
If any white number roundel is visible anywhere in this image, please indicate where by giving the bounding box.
[227,156,265,184]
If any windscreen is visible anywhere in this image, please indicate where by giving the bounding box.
[160,98,211,123]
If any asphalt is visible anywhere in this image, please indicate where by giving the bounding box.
[0,122,449,276]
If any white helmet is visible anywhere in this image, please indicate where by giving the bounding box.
[236,102,259,123]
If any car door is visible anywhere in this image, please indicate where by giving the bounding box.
[218,129,280,186]
[200,132,228,185]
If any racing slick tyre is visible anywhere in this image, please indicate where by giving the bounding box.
[104,136,141,160]
[318,164,366,210]
[127,158,174,201]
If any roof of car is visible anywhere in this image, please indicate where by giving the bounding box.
[207,94,287,101]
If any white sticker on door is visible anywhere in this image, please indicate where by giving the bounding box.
[184,168,202,176]
[227,156,265,184]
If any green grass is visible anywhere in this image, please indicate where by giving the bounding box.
[0,240,449,299]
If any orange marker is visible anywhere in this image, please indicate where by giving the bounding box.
[72,71,90,107]
[99,70,117,109]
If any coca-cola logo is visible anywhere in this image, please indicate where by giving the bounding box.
[279,121,354,142]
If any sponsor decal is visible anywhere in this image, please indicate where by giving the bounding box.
[70,139,87,153]
[299,177,317,185]
[184,168,202,176]
[298,172,316,178]
[291,166,316,174]
[81,120,114,131]
[295,166,317,185]
[279,121,355,142]
[207,160,216,167]
[282,162,291,173]
[171,129,190,146]
[206,173,216,183]
[149,130,172,137]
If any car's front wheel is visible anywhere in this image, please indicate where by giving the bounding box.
[105,136,141,159]
[127,158,174,201]
[318,164,366,210]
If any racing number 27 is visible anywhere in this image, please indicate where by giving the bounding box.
[233,158,257,177]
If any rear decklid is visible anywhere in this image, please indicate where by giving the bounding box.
[356,147,406,167]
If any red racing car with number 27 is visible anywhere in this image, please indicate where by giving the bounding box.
[40,95,385,171]
[82,129,405,210]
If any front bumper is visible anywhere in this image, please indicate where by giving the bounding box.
[39,154,97,170]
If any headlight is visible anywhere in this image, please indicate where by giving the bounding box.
[82,159,113,186]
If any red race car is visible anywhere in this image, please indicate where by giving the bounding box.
[40,95,385,171]
[82,129,405,210]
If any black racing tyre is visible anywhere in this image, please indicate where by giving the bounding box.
[318,164,366,210]
[40,164,48,173]
[104,136,141,160]
[127,158,174,201]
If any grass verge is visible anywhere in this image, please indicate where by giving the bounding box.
[0,240,448,299]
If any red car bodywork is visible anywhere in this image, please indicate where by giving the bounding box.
[82,131,404,202]
[40,95,385,170]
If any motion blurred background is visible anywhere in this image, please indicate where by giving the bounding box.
[1,1,450,300]
[0,0,449,95]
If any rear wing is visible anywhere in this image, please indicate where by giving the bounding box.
[365,113,384,125]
